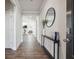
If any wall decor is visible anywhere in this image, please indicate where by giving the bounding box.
[45,7,56,27]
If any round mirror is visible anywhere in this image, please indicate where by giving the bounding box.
[45,7,56,27]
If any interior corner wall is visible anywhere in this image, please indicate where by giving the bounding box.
[39,0,66,59]
[14,6,23,50]
[36,16,42,44]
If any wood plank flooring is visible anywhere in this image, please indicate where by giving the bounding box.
[5,34,50,59]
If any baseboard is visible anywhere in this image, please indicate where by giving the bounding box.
[42,46,54,59]
[5,48,13,50]
[5,48,16,54]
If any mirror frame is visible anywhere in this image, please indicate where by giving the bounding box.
[45,7,56,27]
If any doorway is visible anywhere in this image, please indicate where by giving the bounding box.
[66,0,74,59]
[22,15,37,39]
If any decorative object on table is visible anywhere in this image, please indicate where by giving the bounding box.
[23,25,27,33]
[28,30,33,34]
[23,25,27,28]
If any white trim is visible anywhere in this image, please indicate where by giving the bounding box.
[13,6,16,51]
[22,10,40,14]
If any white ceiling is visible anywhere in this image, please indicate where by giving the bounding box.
[19,0,45,13]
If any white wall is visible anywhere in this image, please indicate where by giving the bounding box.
[5,9,15,49]
[5,0,16,50]
[39,0,66,59]
[36,15,43,44]
[14,6,22,50]
[5,0,22,50]
[13,0,23,50]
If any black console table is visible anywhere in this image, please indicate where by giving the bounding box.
[42,35,59,59]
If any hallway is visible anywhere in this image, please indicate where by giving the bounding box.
[5,0,74,59]
[5,34,50,59]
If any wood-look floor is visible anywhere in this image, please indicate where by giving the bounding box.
[5,34,50,59]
